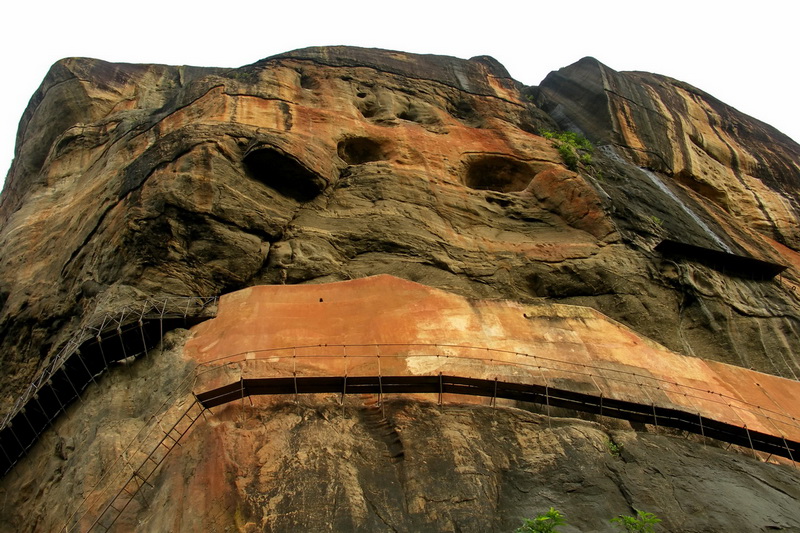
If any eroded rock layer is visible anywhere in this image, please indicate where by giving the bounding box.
[535,56,800,248]
[1,46,799,532]
[186,275,800,450]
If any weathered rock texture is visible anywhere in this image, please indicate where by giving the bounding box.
[7,367,800,533]
[535,56,800,248]
[0,46,799,532]
[185,275,800,448]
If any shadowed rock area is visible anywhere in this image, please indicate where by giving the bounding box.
[0,46,799,532]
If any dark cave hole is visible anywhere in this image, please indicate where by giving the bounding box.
[451,99,474,118]
[464,156,533,193]
[299,73,319,90]
[397,108,423,123]
[337,137,386,165]
[243,147,326,202]
[448,98,483,127]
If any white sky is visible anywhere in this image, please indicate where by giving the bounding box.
[1,0,798,190]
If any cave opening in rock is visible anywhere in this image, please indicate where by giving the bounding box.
[464,156,533,193]
[397,109,418,122]
[337,137,386,165]
[299,72,319,90]
[243,147,326,202]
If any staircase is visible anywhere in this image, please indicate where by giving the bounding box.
[360,394,404,462]
[64,398,206,533]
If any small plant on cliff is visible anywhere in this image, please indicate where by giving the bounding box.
[542,130,594,171]
[515,507,567,533]
[605,437,623,457]
[557,143,578,170]
[610,510,662,532]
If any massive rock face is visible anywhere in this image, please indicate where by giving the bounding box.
[7,369,800,532]
[0,46,799,532]
[535,56,800,248]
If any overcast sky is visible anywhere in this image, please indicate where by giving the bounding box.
[1,0,798,191]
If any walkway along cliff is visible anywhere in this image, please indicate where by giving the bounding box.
[0,46,799,532]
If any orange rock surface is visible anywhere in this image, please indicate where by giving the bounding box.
[186,275,800,445]
[1,46,799,533]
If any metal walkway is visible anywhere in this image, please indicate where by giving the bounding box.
[195,373,799,460]
[0,297,217,477]
[47,339,800,532]
[189,344,800,464]
[0,317,795,532]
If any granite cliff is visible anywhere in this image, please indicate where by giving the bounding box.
[0,46,799,532]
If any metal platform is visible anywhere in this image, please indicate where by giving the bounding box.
[0,297,217,477]
[195,373,799,461]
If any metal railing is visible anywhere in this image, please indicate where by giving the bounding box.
[62,340,800,532]
[1,297,216,431]
[0,296,217,478]
[189,343,800,462]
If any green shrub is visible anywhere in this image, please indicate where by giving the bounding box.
[610,510,662,532]
[515,507,567,533]
[557,144,578,170]
[605,437,623,457]
[542,130,593,171]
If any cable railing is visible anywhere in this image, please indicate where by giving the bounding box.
[58,340,800,531]
[0,296,217,476]
[188,343,800,462]
[60,358,205,533]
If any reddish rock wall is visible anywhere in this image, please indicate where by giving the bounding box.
[1,46,799,533]
[186,275,800,449]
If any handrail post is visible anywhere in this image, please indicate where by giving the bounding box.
[743,425,759,460]
[293,348,299,405]
[698,412,706,446]
[341,345,347,416]
[438,372,443,408]
[781,436,797,468]
[377,344,384,419]
[239,374,245,422]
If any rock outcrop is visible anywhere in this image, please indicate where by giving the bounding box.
[535,56,800,248]
[0,47,799,532]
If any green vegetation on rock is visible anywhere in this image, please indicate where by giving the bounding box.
[515,507,567,533]
[542,130,594,171]
[611,510,662,532]
[516,507,661,532]
[605,437,623,457]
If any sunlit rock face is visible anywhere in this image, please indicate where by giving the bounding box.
[2,279,800,532]
[536,56,800,248]
[1,47,799,405]
[0,46,800,532]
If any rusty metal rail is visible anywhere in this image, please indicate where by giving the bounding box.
[58,341,800,532]
[0,297,217,477]
[196,374,798,460]
[77,400,206,533]
[190,344,800,463]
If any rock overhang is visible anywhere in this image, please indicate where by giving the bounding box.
[0,45,799,532]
